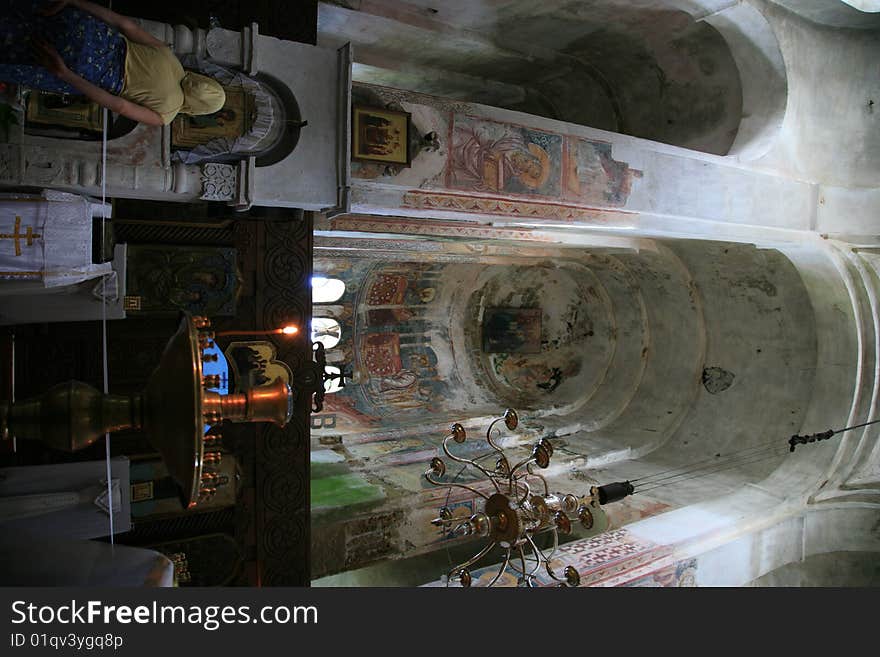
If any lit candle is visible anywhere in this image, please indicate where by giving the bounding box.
[215,326,299,338]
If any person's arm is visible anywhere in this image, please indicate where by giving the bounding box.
[42,0,167,48]
[33,38,165,126]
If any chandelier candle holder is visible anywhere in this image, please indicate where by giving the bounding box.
[425,409,606,588]
[0,313,294,509]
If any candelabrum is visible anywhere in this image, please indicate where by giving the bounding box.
[425,409,605,587]
[0,313,294,509]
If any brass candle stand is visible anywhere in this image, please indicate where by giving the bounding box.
[426,409,606,587]
[0,313,293,509]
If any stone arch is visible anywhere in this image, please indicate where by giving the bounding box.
[252,73,306,168]
[701,1,789,161]
[310,228,880,584]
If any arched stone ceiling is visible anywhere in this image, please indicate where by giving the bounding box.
[318,0,744,154]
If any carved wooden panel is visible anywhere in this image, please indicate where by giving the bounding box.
[212,215,313,585]
[253,217,312,585]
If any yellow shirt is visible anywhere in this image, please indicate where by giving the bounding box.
[119,38,185,125]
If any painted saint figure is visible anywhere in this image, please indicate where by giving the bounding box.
[187,108,236,129]
[451,120,551,193]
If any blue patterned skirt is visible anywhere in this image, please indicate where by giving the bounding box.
[0,0,126,95]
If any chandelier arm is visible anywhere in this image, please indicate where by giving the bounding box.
[486,547,512,587]
[507,543,540,575]
[447,540,498,581]
[526,534,554,570]
[509,456,536,491]
[544,565,567,584]
[486,417,510,458]
[443,436,502,493]
[545,568,567,584]
[526,539,543,578]
[546,525,559,561]
[526,534,563,583]
[485,417,511,473]
[507,530,556,577]
[519,547,534,587]
[509,477,530,498]
[516,476,532,505]
[424,472,490,500]
[526,463,549,495]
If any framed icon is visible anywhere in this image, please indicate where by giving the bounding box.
[352,105,411,166]
[171,86,255,149]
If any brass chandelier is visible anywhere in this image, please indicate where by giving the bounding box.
[425,409,602,587]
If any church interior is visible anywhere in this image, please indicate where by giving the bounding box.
[1,0,879,587]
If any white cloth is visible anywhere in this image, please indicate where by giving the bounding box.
[0,190,111,290]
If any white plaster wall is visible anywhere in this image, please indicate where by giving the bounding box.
[703,0,788,161]
[694,505,880,586]
[750,0,880,188]
[576,240,880,585]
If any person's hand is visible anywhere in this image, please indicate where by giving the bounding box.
[39,0,77,16]
[31,38,70,78]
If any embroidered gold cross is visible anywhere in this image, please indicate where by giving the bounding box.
[0,216,41,256]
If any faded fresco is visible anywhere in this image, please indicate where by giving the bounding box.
[624,558,698,587]
[562,137,641,207]
[348,88,644,223]
[482,307,542,354]
[448,115,562,197]
[400,190,627,222]
[444,113,640,210]
[465,264,612,410]
[360,264,451,417]
[309,258,458,435]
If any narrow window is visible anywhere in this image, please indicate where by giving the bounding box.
[312,277,345,303]
[311,317,342,349]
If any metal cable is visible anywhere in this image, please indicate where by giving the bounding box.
[634,448,791,495]
[630,437,783,484]
[631,443,785,488]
